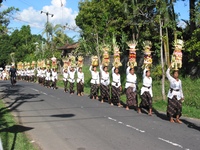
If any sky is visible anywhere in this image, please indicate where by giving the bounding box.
[1,0,190,42]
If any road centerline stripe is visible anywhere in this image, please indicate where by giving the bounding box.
[158,137,190,149]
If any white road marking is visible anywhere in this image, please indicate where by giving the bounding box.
[41,92,47,95]
[158,137,187,149]
[107,117,145,133]
[126,124,145,133]
[108,117,117,121]
[30,88,39,92]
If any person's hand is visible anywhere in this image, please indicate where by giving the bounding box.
[120,86,122,92]
[181,98,184,102]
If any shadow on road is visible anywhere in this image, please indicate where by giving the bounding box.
[0,81,43,149]
[51,114,75,118]
[153,108,200,132]
[0,125,33,150]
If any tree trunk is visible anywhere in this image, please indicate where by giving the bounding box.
[160,17,166,100]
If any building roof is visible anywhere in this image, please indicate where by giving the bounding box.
[57,42,79,50]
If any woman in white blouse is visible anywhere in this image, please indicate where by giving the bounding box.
[125,66,138,110]
[63,68,69,92]
[51,68,58,90]
[77,67,84,96]
[45,68,51,88]
[41,67,46,86]
[68,66,77,94]
[89,66,99,99]
[138,68,153,115]
[111,67,122,107]
[100,65,110,103]
[166,66,184,124]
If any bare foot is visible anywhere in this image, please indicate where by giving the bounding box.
[118,104,123,108]
[170,118,175,123]
[101,100,104,103]
[175,119,182,124]
[137,108,141,114]
[110,103,114,106]
[96,97,99,100]
[126,107,129,110]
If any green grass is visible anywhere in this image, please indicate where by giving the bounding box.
[0,100,37,150]
[58,65,200,119]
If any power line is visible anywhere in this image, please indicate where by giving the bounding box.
[17,0,40,10]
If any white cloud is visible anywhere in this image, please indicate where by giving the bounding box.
[15,0,78,30]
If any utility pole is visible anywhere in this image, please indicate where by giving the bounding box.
[41,11,54,24]
[41,11,54,51]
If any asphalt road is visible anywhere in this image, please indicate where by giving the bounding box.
[0,80,199,150]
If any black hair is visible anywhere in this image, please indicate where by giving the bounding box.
[173,70,179,75]
[103,66,108,70]
[129,68,134,72]
[146,70,150,74]
[114,67,119,72]
[78,67,82,71]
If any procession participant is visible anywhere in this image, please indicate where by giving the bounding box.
[21,69,25,80]
[45,68,51,88]
[62,58,69,92]
[77,67,84,96]
[16,69,21,80]
[51,68,58,90]
[100,64,110,103]
[2,69,7,80]
[166,65,184,124]
[41,67,46,86]
[27,68,32,82]
[138,68,153,115]
[63,68,69,92]
[24,68,28,81]
[37,67,41,84]
[29,67,34,82]
[68,65,76,94]
[110,67,122,107]
[89,65,99,99]
[125,66,138,110]
[111,41,122,106]
[89,55,100,99]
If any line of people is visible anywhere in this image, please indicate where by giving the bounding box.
[14,63,184,123]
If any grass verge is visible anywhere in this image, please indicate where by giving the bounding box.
[0,100,37,150]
